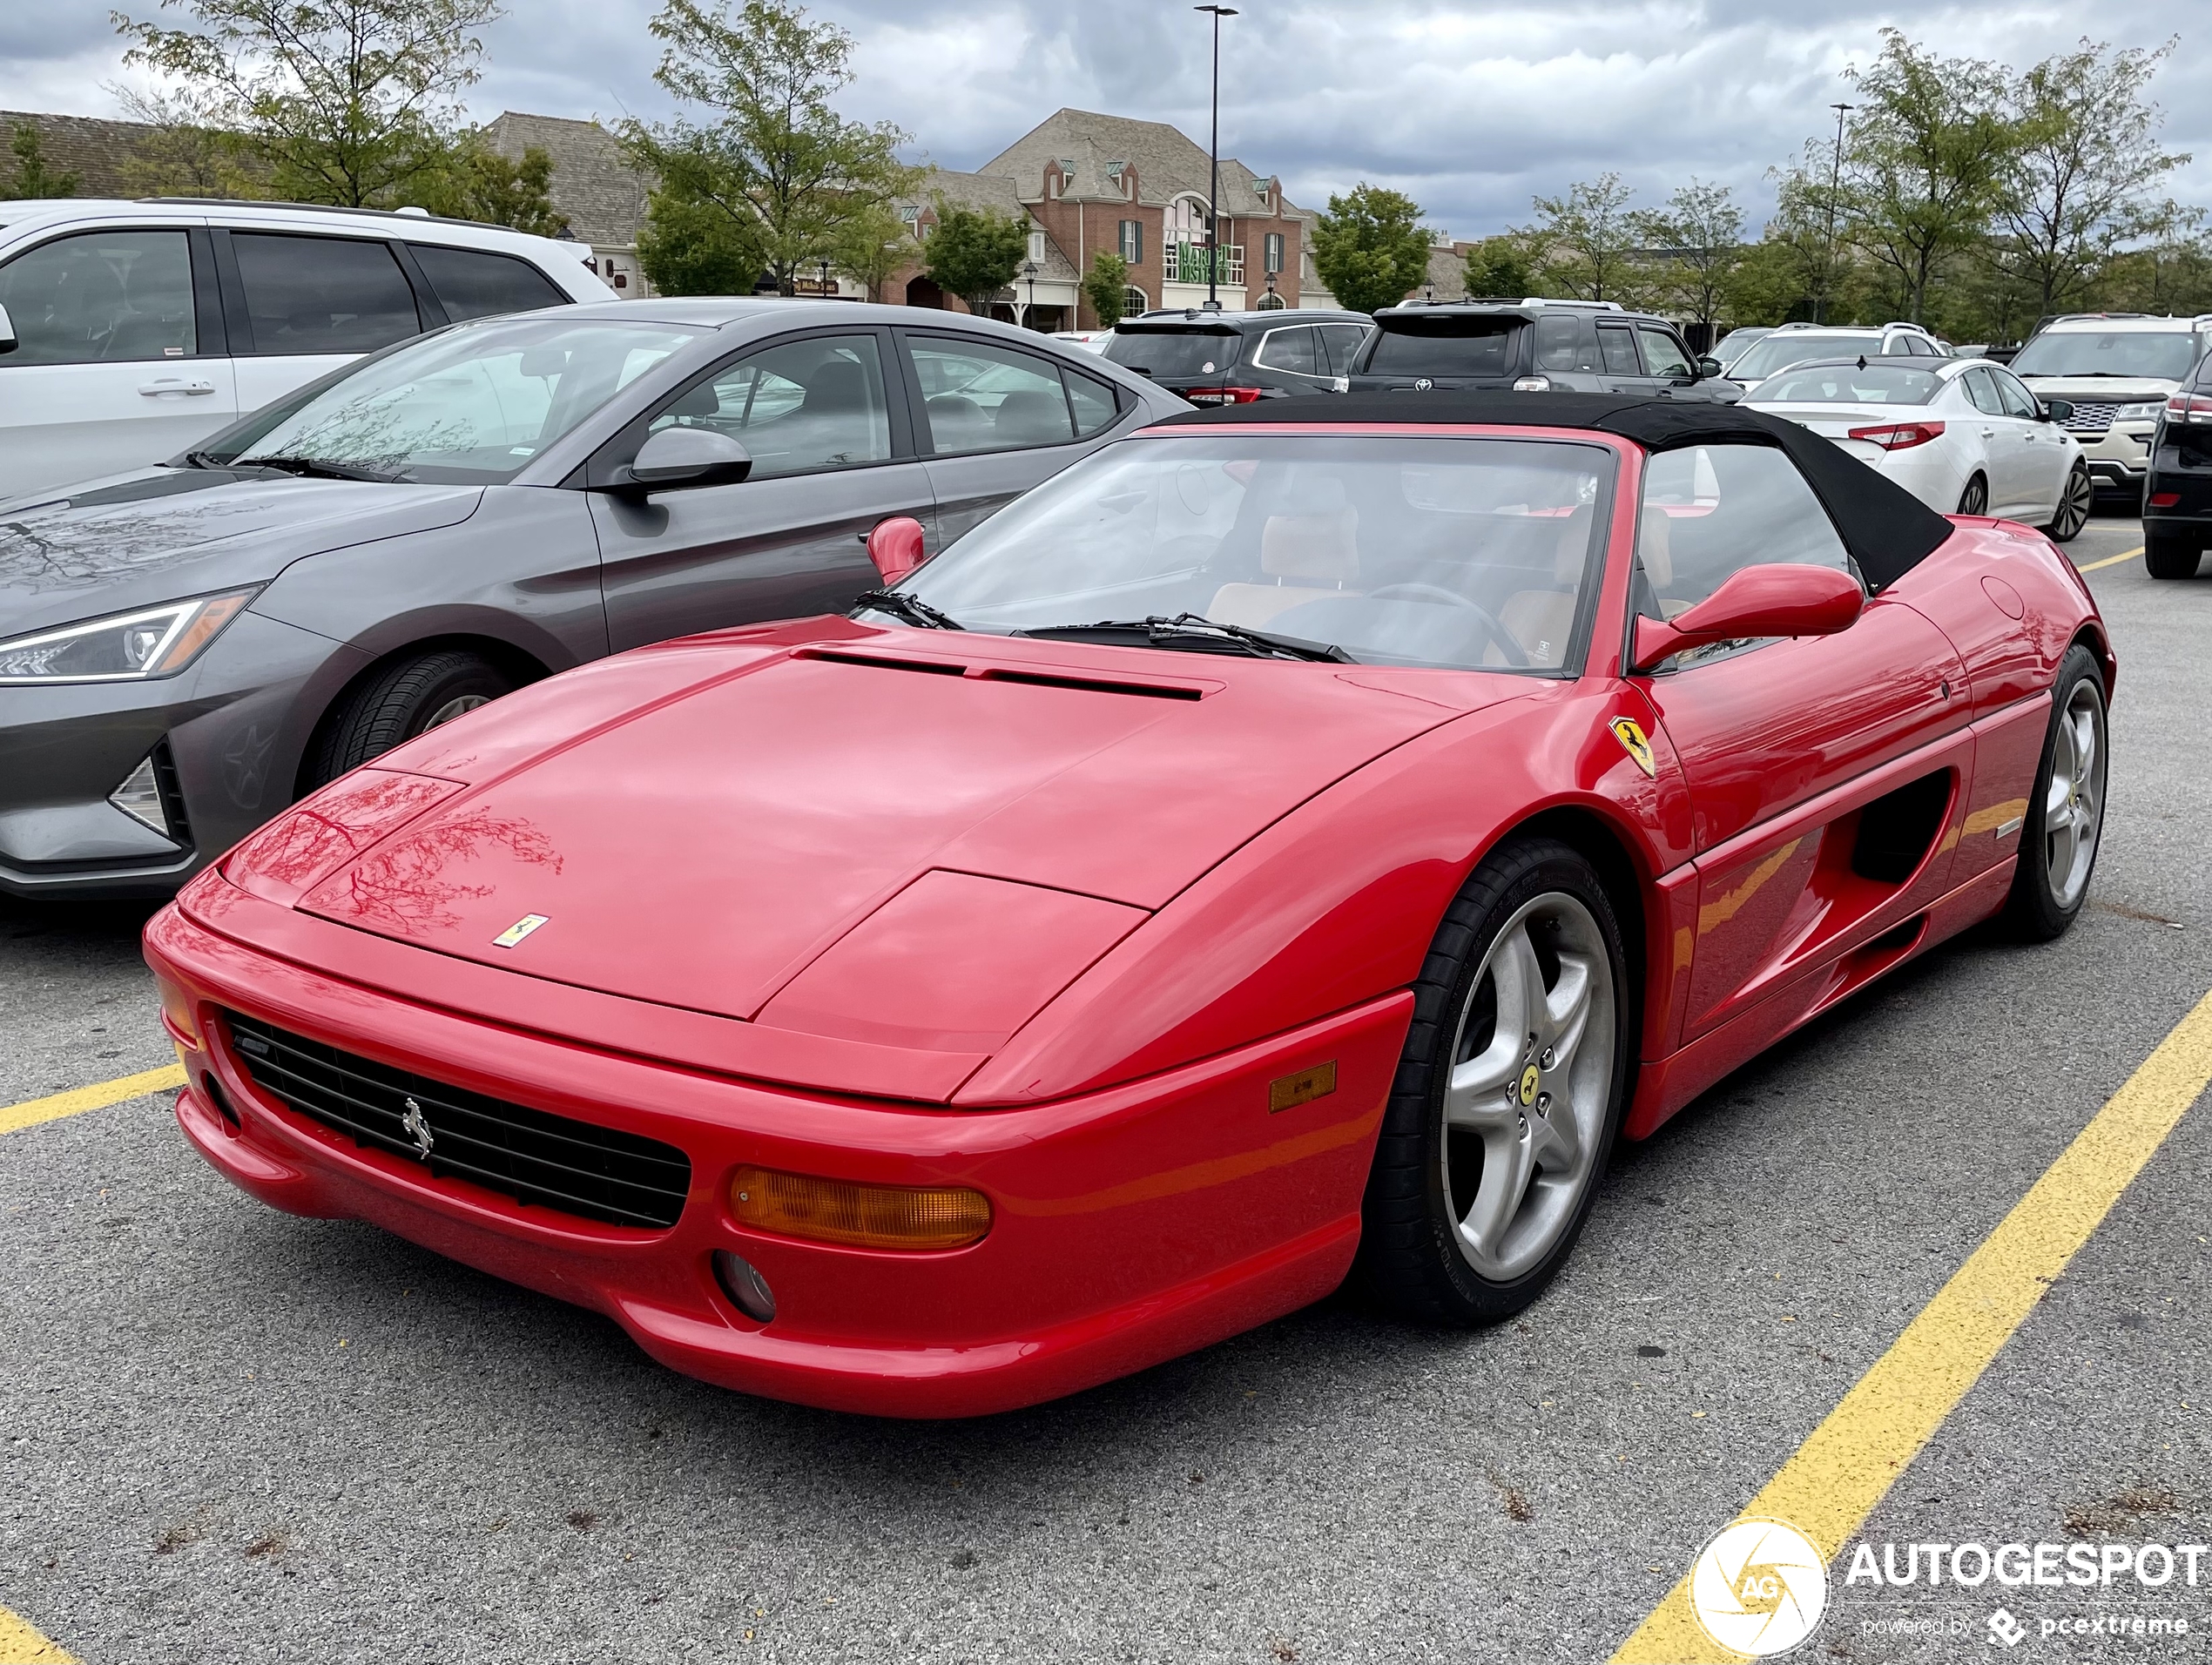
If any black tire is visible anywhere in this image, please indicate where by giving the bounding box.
[305,650,512,788]
[2003,644,2108,941]
[1355,836,1632,1325]
[2043,462,2093,543]
[2146,533,2202,580]
[1957,475,1988,516]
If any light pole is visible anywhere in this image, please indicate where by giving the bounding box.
[1819,101,1853,326]
[1022,259,1039,329]
[1195,5,1238,311]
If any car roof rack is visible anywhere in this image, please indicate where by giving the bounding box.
[2047,312,2149,324]
[133,197,527,237]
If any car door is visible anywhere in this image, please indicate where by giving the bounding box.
[589,327,934,652]
[1960,366,2037,515]
[1595,321,1653,394]
[1630,442,1973,1045]
[1248,323,1331,394]
[902,330,1127,546]
[1316,322,1371,384]
[1992,364,2070,516]
[218,229,439,417]
[1635,324,1702,400]
[0,222,237,499]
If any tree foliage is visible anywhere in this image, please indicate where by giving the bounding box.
[114,0,501,206]
[922,198,1028,314]
[1310,185,1432,315]
[1082,250,1130,327]
[637,169,765,295]
[1460,234,1534,300]
[1633,179,1743,334]
[831,200,913,301]
[4,125,79,199]
[428,138,567,234]
[621,0,916,294]
[1527,172,1642,304]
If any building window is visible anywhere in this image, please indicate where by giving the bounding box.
[1060,158,1076,185]
[1028,229,1045,264]
[1255,291,1285,310]
[1264,233,1284,274]
[1123,286,1149,318]
[1165,196,1205,244]
[1118,219,1143,264]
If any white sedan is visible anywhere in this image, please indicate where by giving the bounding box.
[1744,355,2094,540]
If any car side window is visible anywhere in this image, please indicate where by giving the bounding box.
[232,233,421,354]
[1597,324,1641,374]
[1993,369,2040,421]
[649,333,891,478]
[1318,323,1369,375]
[0,230,196,365]
[1534,313,1584,372]
[1063,362,1119,436]
[1962,367,2007,415]
[406,244,568,322]
[1635,443,1858,665]
[1254,326,1318,376]
[1637,326,1693,378]
[907,336,1078,455]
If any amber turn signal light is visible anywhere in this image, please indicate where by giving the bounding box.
[730,1165,991,1251]
[157,976,201,1049]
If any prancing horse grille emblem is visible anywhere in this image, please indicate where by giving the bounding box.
[399,1096,435,1159]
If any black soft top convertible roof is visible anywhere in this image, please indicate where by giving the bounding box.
[1151,390,1958,590]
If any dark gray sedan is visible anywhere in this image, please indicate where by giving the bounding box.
[0,299,1187,898]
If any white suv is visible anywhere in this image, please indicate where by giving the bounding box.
[0,199,613,500]
[1721,320,1946,390]
[2007,313,2212,501]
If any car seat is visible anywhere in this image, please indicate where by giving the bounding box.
[993,388,1070,445]
[1207,478,1360,629]
[801,359,871,414]
[1490,507,1594,668]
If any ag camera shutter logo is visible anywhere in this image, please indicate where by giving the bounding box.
[1689,1517,1831,1657]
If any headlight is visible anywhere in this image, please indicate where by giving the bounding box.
[0,590,257,684]
[2114,401,2164,422]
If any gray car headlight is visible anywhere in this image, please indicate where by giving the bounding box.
[0,590,258,684]
[2114,401,2164,422]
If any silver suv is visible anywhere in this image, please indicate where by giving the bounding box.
[2008,313,2212,501]
[1721,321,1946,391]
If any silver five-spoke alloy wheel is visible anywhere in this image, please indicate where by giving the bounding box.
[424,693,492,730]
[2043,676,2106,911]
[1440,891,1616,1283]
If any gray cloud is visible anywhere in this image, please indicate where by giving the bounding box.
[8,2,2208,236]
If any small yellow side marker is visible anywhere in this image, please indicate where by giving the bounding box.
[1268,1061,1338,1113]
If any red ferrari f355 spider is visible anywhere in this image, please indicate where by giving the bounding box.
[145,393,2113,1417]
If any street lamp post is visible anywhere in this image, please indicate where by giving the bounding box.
[1195,5,1238,311]
[1819,101,1853,326]
[1022,260,1039,330]
[817,255,833,299]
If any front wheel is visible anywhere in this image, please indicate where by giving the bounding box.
[2146,534,2202,580]
[2003,644,2107,940]
[2044,462,2093,543]
[1957,475,1989,516]
[1356,837,1631,1324]
[305,649,513,789]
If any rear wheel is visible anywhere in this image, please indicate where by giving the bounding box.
[2146,533,2202,580]
[305,649,512,789]
[1356,837,1630,1324]
[2004,644,2107,941]
[2043,462,2093,543]
[1957,475,1989,516]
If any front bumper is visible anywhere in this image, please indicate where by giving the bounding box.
[2070,422,2155,493]
[145,889,1409,1418]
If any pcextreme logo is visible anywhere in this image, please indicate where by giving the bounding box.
[1689,1517,1831,1657]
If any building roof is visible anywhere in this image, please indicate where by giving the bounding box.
[900,167,1080,286]
[979,108,1312,223]
[484,111,649,248]
[0,110,159,199]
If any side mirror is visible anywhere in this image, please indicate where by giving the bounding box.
[621,427,752,491]
[0,301,16,356]
[866,516,927,583]
[1630,563,1865,673]
[2040,398,2074,425]
[1696,355,1724,379]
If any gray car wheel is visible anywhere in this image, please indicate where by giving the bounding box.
[305,650,512,789]
[2004,644,2107,940]
[1957,474,1989,516]
[2044,462,2093,543]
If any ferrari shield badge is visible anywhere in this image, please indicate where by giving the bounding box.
[1608,718,1656,779]
[492,913,550,947]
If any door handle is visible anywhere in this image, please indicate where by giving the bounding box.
[1979,427,1997,438]
[139,378,217,396]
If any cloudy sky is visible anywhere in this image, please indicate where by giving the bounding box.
[5,2,2209,237]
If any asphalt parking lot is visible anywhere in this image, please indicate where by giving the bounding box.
[3,508,2206,1665]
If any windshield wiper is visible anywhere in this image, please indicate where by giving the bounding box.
[235,454,404,483]
[852,590,963,630]
[1013,614,1352,663]
[182,449,237,470]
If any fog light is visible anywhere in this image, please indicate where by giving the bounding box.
[730,1164,991,1251]
[712,1250,777,1323]
[109,754,171,837]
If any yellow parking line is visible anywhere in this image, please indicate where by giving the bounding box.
[0,1064,185,1137]
[2075,544,2144,573]
[0,1605,74,1663]
[1611,988,2212,1663]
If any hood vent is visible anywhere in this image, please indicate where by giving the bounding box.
[794,648,967,676]
[796,648,1204,700]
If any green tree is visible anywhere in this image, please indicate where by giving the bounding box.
[620,0,917,295]
[1721,238,1811,327]
[1460,234,1534,300]
[1838,28,2018,324]
[115,0,501,207]
[637,172,765,295]
[831,200,913,301]
[1081,249,1129,327]
[2095,205,2212,316]
[1527,172,1642,304]
[1997,37,2188,316]
[1635,179,1743,339]
[1310,184,1432,314]
[4,124,79,199]
[922,199,1028,315]
[112,84,257,197]
[428,138,568,234]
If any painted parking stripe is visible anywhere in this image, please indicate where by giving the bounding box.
[2075,543,2144,573]
[0,1064,185,1137]
[1610,987,2212,1663]
[0,1604,74,1663]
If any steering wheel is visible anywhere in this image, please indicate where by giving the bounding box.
[1366,583,1527,667]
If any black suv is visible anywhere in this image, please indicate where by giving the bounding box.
[2146,351,2212,579]
[1101,309,1374,403]
[1344,300,1737,401]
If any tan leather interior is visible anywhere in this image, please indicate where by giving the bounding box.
[1209,493,1361,630]
[1490,508,1593,667]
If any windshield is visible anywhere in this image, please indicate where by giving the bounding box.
[877,434,1615,671]
[2008,329,2202,381]
[1714,327,1770,364]
[1727,332,1878,381]
[1751,363,1943,405]
[1363,321,1518,377]
[207,316,698,482]
[1103,329,1242,380]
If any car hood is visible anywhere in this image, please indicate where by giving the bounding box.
[2011,374,2178,400]
[0,469,482,637]
[284,630,1527,1027]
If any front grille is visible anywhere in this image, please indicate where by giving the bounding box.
[222,1011,691,1229]
[2060,399,2128,435]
